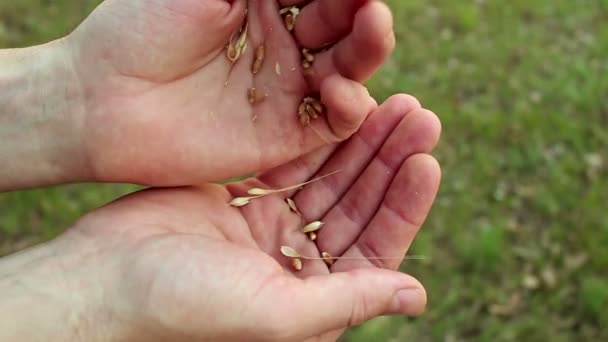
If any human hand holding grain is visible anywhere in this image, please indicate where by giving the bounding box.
[0,0,396,191]
[0,95,441,341]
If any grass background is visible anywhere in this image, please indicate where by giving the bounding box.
[1,0,607,340]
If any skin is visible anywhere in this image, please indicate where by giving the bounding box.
[0,0,395,190]
[0,96,442,341]
[0,0,444,340]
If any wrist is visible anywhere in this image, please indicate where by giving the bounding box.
[0,240,89,340]
[0,38,90,190]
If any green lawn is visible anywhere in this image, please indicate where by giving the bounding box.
[2,0,607,340]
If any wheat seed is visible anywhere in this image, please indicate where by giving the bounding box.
[279,6,300,16]
[229,197,251,207]
[291,257,303,271]
[280,6,300,32]
[226,21,248,63]
[281,246,301,258]
[275,62,282,76]
[302,49,315,63]
[252,45,265,74]
[280,246,427,262]
[247,88,267,105]
[302,221,324,233]
[305,104,319,119]
[308,232,317,241]
[284,13,295,31]
[321,252,334,266]
[286,198,301,216]
[298,96,324,126]
[247,187,274,196]
[229,170,341,207]
[248,88,257,104]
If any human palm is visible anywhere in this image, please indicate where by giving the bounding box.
[67,0,394,185]
[66,96,440,341]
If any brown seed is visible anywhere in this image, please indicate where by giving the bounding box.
[252,45,265,74]
[248,88,256,104]
[305,104,318,119]
[227,21,248,63]
[302,49,315,63]
[226,45,238,61]
[308,232,317,241]
[284,13,295,31]
[291,257,303,271]
[322,252,334,266]
[298,96,324,126]
[310,98,323,113]
[248,87,267,105]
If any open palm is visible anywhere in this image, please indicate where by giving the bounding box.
[67,0,394,186]
[67,96,440,341]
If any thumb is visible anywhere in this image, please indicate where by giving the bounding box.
[271,269,426,339]
[320,75,377,141]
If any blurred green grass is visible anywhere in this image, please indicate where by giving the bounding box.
[1,0,607,340]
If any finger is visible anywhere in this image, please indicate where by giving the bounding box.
[293,0,366,49]
[320,74,377,140]
[331,154,441,272]
[263,269,426,340]
[313,109,441,255]
[292,95,427,222]
[255,76,378,188]
[304,0,395,90]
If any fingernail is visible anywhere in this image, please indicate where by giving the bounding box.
[390,288,426,316]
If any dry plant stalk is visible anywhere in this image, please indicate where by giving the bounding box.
[226,20,249,63]
[280,246,426,271]
[229,169,341,207]
[252,45,265,74]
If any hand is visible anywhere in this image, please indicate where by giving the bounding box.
[36,95,440,341]
[67,0,394,185]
